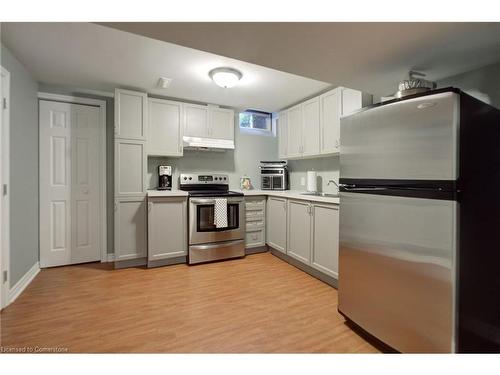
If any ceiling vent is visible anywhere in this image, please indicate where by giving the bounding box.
[157,77,173,89]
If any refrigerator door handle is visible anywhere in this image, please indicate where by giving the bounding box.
[340,185,389,192]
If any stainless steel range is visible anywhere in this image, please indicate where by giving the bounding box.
[179,173,245,264]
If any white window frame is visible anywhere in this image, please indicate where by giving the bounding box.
[239,110,274,136]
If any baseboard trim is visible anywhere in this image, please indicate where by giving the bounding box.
[114,257,147,269]
[8,262,40,305]
[269,248,338,289]
[147,256,187,268]
[104,253,115,262]
[245,245,269,255]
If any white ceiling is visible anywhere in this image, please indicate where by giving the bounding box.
[100,22,500,98]
[0,22,330,112]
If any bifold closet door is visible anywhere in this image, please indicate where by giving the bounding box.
[39,100,100,267]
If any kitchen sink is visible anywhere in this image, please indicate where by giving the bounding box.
[300,192,340,198]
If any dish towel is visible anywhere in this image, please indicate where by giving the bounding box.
[214,198,228,228]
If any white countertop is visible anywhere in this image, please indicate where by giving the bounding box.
[147,189,339,204]
[239,189,340,204]
[146,189,189,197]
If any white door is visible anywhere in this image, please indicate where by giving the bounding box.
[302,97,321,156]
[320,88,341,154]
[209,107,234,140]
[148,98,183,157]
[1,67,10,308]
[286,104,303,158]
[39,100,100,267]
[184,103,208,137]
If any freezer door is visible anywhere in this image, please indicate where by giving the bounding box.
[338,192,457,353]
[340,92,459,180]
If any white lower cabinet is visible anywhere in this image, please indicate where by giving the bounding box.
[311,203,339,278]
[267,197,339,280]
[266,197,287,253]
[114,197,147,261]
[147,197,187,261]
[286,200,312,264]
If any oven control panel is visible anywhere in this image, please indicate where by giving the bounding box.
[180,173,229,185]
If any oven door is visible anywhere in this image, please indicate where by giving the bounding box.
[189,197,245,245]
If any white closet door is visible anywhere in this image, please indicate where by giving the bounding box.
[71,105,100,264]
[39,100,100,267]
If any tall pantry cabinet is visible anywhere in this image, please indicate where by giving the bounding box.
[114,89,148,266]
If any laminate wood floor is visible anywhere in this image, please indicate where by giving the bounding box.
[0,252,379,353]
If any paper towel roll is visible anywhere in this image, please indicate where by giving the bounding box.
[307,171,317,192]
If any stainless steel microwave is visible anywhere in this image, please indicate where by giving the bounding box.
[260,167,289,190]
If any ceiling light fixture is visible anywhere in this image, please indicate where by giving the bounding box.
[209,67,243,88]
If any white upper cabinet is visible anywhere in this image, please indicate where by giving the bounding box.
[286,104,303,158]
[278,111,288,159]
[341,87,363,117]
[115,89,147,140]
[184,104,234,142]
[148,98,183,157]
[302,97,321,156]
[279,87,367,159]
[115,139,146,196]
[209,106,234,140]
[184,103,209,138]
[320,88,341,154]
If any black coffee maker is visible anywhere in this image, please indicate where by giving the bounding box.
[158,165,172,190]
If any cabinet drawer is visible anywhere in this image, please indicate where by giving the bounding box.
[246,219,265,230]
[246,210,264,221]
[245,199,266,211]
[246,229,265,247]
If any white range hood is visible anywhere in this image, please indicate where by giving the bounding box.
[183,136,235,151]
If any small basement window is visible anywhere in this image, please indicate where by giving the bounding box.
[239,110,272,134]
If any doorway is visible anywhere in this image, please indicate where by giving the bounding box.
[38,95,107,268]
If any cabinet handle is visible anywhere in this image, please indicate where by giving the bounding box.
[114,202,117,211]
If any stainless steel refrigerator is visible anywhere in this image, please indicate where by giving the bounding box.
[338,88,500,353]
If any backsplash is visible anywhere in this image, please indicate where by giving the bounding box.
[287,155,340,193]
[147,126,278,190]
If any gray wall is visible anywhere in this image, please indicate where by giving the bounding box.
[148,116,278,190]
[38,83,115,254]
[437,61,500,109]
[1,44,39,285]
[288,156,340,193]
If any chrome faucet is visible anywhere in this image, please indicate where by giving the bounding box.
[327,179,339,189]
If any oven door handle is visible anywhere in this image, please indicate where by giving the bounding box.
[190,197,244,205]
